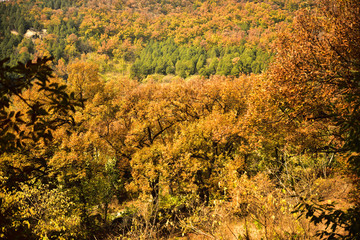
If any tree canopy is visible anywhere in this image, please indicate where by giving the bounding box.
[0,0,359,239]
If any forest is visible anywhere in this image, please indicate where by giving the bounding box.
[0,0,359,239]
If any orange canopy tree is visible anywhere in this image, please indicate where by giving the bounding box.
[269,0,360,238]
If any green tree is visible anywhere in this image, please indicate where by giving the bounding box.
[196,54,206,73]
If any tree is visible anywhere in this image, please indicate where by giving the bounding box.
[0,56,78,158]
[195,54,206,73]
[67,61,103,104]
[270,0,360,238]
[0,57,80,238]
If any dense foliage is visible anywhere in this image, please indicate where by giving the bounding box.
[0,0,359,239]
[130,39,271,79]
[0,0,303,78]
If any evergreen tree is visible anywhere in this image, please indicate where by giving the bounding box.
[196,54,206,73]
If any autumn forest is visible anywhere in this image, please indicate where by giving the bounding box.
[0,0,359,239]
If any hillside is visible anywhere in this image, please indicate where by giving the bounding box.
[1,0,305,78]
[0,0,359,239]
